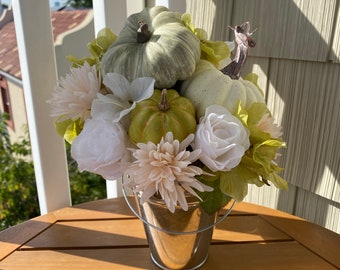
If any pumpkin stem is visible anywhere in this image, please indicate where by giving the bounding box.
[137,21,152,43]
[158,89,170,111]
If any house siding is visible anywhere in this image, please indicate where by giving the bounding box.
[0,9,94,141]
[6,79,27,142]
[187,0,340,234]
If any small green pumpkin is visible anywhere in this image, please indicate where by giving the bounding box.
[129,89,196,144]
[101,6,201,89]
[180,60,265,119]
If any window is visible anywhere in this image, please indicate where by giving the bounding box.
[0,76,14,130]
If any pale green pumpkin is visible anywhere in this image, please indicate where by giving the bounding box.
[129,89,196,145]
[101,6,201,89]
[180,60,265,119]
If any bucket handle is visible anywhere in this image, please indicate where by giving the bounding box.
[122,179,236,235]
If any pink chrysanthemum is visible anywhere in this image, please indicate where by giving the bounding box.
[257,113,283,138]
[47,61,101,122]
[125,132,213,213]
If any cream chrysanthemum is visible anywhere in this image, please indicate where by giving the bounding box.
[125,132,213,213]
[48,61,101,122]
[257,113,283,138]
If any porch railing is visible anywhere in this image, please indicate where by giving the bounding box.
[12,0,186,214]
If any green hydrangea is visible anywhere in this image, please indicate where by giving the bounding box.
[54,117,84,144]
[67,27,117,69]
[182,13,230,67]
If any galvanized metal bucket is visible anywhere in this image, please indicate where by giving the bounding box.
[136,194,215,269]
[123,187,236,270]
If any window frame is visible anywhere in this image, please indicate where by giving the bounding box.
[0,75,15,131]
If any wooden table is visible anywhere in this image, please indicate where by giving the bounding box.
[0,197,339,269]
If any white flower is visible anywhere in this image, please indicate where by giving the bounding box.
[193,105,250,172]
[91,73,155,122]
[47,62,101,122]
[125,132,213,213]
[71,118,130,179]
[257,113,283,138]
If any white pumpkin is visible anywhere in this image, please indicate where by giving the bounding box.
[101,6,201,89]
[180,60,265,119]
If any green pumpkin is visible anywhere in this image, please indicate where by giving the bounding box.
[100,6,201,89]
[129,89,196,144]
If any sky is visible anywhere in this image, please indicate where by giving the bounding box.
[1,1,69,8]
[2,0,11,6]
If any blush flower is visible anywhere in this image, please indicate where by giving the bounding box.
[193,105,250,172]
[47,61,101,122]
[125,132,213,213]
[256,113,283,138]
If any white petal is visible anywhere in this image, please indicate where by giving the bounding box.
[140,185,157,204]
[48,62,100,121]
[164,132,174,142]
[179,133,195,151]
[91,93,131,122]
[176,185,188,211]
[130,77,155,102]
[103,73,131,100]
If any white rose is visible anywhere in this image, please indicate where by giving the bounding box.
[71,119,130,179]
[193,105,250,172]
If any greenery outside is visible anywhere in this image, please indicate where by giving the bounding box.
[59,0,93,10]
[0,113,106,231]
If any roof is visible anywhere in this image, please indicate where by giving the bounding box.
[0,9,90,80]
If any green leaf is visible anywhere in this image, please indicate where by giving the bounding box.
[54,116,72,137]
[54,117,83,144]
[95,27,117,50]
[67,27,117,69]
[88,27,117,58]
[244,73,259,86]
[252,140,285,173]
[64,122,82,144]
[181,13,230,67]
[197,172,232,214]
[181,13,195,32]
[265,173,288,190]
[246,102,269,127]
[200,39,231,67]
[219,168,250,201]
[244,73,264,95]
[66,55,96,68]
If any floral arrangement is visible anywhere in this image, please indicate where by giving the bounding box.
[48,6,287,214]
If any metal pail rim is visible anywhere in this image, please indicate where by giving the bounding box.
[122,179,236,235]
